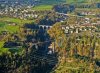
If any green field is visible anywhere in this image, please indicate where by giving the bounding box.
[33,5,53,11]
[0,22,19,33]
[0,22,6,27]
[0,41,10,55]
[0,17,33,24]
[0,25,19,33]
[0,17,34,33]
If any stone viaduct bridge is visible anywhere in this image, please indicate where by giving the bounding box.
[38,25,52,30]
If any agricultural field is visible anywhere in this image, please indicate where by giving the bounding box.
[0,17,34,33]
[32,5,53,11]
[0,17,33,25]
[0,25,19,33]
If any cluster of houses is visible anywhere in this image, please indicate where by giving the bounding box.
[76,10,97,16]
[80,11,95,16]
[61,24,98,34]
[61,16,100,34]
[0,5,39,20]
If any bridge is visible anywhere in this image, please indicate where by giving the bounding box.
[38,25,52,30]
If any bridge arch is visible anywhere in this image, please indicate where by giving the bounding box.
[38,25,52,30]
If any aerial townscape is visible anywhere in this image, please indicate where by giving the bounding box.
[0,0,100,73]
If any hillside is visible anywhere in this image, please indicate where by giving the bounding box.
[66,0,100,4]
[38,0,66,5]
[1,0,100,5]
[38,0,100,5]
